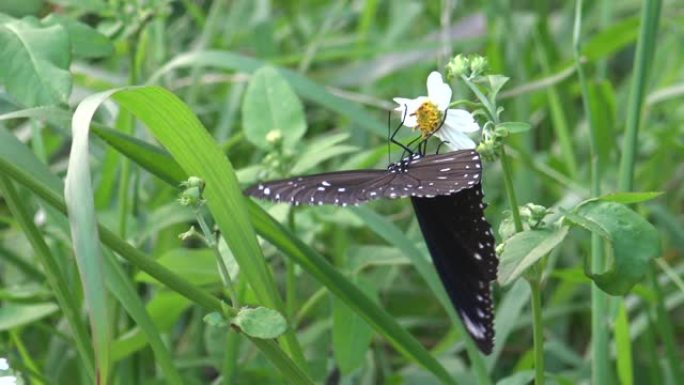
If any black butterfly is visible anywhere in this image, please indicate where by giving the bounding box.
[245,150,483,206]
[245,149,497,354]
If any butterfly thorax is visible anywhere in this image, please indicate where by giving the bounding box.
[387,153,422,174]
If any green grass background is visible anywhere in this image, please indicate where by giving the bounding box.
[0,1,682,385]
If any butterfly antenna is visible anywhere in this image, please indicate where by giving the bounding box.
[387,110,391,165]
[390,105,415,159]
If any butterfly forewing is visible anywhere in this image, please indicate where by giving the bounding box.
[244,150,482,205]
[411,183,497,354]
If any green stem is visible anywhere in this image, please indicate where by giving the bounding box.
[499,146,523,232]
[529,272,545,385]
[649,268,683,378]
[573,1,610,384]
[197,211,239,308]
[618,0,662,191]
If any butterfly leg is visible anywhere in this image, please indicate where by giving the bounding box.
[436,140,450,154]
[389,105,415,156]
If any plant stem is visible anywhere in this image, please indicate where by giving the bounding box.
[529,270,545,385]
[618,0,662,191]
[499,146,523,232]
[196,211,239,307]
[573,1,611,384]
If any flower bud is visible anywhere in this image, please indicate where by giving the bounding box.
[469,55,488,76]
[446,54,469,80]
[266,129,283,146]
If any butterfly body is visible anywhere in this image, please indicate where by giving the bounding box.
[244,149,497,354]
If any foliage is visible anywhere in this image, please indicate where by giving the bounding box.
[0,1,682,385]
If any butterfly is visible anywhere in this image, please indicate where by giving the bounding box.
[245,149,497,354]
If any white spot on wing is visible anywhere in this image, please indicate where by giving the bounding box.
[462,313,485,339]
[338,187,346,192]
[264,187,271,195]
[321,181,331,186]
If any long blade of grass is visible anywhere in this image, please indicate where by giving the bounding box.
[64,90,115,385]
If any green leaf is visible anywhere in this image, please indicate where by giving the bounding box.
[587,81,615,173]
[563,211,612,240]
[0,16,72,106]
[42,14,114,59]
[599,191,663,204]
[291,133,358,174]
[242,66,306,150]
[0,0,44,17]
[498,226,569,285]
[204,311,229,328]
[583,17,640,60]
[333,277,376,374]
[571,200,661,295]
[0,303,58,330]
[495,370,534,385]
[498,121,531,134]
[232,307,288,339]
[66,89,121,384]
[136,248,220,286]
[292,145,358,175]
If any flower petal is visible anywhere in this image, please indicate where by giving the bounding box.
[433,128,476,150]
[445,109,480,133]
[393,96,427,112]
[426,71,452,111]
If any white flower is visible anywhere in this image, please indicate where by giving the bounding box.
[393,71,480,150]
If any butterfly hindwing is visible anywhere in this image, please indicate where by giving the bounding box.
[411,183,497,354]
[244,150,482,205]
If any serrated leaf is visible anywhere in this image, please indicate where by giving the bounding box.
[571,200,661,295]
[0,16,72,106]
[232,307,288,339]
[599,191,663,204]
[242,66,306,150]
[498,226,569,285]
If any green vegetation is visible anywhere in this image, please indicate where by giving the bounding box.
[0,1,681,384]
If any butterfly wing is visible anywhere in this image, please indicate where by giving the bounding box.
[244,169,392,206]
[244,149,482,206]
[411,183,497,354]
[402,149,482,197]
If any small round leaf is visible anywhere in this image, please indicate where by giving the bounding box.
[232,307,288,339]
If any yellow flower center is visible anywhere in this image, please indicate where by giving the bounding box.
[413,101,443,138]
